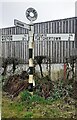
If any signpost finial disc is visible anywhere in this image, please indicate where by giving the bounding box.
[26,7,38,22]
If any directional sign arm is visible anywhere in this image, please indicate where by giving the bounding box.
[14,19,30,30]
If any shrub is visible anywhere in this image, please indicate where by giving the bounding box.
[29,94,46,104]
[20,90,31,102]
[20,91,49,104]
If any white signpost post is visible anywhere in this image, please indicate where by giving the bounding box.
[14,7,38,95]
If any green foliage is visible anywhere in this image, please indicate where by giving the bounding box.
[24,112,33,118]
[9,102,24,112]
[20,91,53,105]
[52,79,73,100]
[2,93,76,119]
[20,90,48,104]
[35,74,73,101]
[29,94,46,104]
[20,90,31,102]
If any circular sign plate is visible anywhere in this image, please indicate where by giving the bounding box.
[26,7,38,21]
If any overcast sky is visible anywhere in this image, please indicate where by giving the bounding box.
[0,0,77,28]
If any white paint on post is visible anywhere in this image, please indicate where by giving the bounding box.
[29,75,33,83]
[29,25,35,87]
[29,59,33,67]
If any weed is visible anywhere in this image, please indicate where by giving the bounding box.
[24,112,33,118]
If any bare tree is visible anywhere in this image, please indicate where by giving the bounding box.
[2,57,19,75]
[34,56,46,77]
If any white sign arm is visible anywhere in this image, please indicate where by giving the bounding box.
[14,19,30,30]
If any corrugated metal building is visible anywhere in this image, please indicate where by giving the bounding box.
[2,17,77,35]
[1,17,77,63]
[75,1,77,17]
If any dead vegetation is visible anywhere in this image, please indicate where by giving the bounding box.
[3,71,29,98]
[2,68,77,119]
